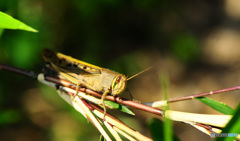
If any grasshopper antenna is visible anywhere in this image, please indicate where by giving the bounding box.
[127,66,153,81]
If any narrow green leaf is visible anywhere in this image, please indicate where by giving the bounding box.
[104,100,135,115]
[0,11,38,32]
[196,97,234,115]
[215,103,240,141]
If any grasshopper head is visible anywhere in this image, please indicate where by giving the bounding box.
[111,74,127,95]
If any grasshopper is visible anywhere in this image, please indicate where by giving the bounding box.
[42,49,127,116]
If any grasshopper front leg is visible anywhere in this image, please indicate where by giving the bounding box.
[101,90,110,120]
[74,81,109,120]
[71,82,81,102]
[75,82,81,96]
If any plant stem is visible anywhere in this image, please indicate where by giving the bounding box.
[167,86,240,103]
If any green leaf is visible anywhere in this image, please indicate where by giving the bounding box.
[104,100,135,115]
[215,103,240,141]
[0,11,38,32]
[196,97,234,115]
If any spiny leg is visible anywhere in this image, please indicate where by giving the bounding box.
[101,90,109,120]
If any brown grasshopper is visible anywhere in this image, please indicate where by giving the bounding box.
[42,49,127,116]
[42,49,151,117]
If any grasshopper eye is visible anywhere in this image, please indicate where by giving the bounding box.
[116,76,121,83]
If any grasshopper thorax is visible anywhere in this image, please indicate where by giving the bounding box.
[111,74,127,95]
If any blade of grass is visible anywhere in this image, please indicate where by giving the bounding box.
[196,97,234,115]
[0,11,38,32]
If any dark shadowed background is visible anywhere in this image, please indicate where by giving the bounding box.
[0,0,240,140]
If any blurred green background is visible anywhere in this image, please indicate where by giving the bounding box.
[1,0,240,140]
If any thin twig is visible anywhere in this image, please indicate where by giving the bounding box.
[145,85,240,108]
[167,86,240,103]
[0,63,38,78]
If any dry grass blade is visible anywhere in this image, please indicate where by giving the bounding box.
[92,106,152,141]
[103,121,122,141]
[165,110,232,128]
[164,110,240,140]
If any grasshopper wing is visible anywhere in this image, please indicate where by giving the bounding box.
[42,49,101,74]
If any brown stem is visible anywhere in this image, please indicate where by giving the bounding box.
[167,86,240,103]
[0,63,38,79]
